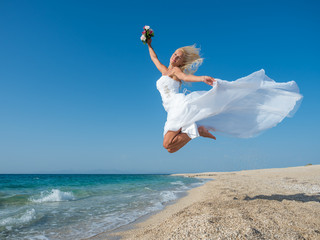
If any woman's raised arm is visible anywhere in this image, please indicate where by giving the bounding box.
[147,39,167,74]
[173,67,215,86]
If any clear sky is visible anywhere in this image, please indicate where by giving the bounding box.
[0,0,319,174]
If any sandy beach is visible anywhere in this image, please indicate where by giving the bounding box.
[91,165,320,240]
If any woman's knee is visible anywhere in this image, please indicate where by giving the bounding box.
[163,139,177,153]
[166,147,177,153]
[163,140,179,153]
[163,140,172,150]
[163,130,180,147]
[163,134,174,149]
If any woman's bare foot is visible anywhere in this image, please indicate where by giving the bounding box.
[198,126,216,140]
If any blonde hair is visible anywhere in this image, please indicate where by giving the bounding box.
[178,44,203,74]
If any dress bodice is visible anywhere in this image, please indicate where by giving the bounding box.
[156,75,180,110]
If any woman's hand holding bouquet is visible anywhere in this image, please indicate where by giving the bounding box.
[140,25,154,45]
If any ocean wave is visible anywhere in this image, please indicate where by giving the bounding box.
[160,191,178,203]
[190,181,206,187]
[29,189,76,203]
[170,181,184,185]
[0,208,36,227]
[28,235,50,240]
[0,175,204,239]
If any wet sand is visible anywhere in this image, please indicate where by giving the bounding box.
[91,165,320,240]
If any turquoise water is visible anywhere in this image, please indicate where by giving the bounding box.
[0,174,206,239]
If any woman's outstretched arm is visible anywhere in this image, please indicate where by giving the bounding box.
[147,39,167,74]
[173,67,216,86]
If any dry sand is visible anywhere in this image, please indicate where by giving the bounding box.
[91,165,320,240]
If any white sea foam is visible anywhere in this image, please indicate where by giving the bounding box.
[171,181,184,185]
[0,208,36,227]
[28,235,50,240]
[146,201,163,212]
[160,191,178,203]
[30,189,75,203]
[171,181,191,191]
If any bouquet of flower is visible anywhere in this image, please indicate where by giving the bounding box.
[140,25,154,45]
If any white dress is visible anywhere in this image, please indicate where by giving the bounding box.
[156,69,303,139]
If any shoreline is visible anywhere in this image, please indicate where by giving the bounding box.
[85,177,212,240]
[100,165,320,240]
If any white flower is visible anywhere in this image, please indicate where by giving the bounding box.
[144,25,150,30]
[140,35,146,41]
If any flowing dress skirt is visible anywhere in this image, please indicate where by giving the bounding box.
[163,69,303,139]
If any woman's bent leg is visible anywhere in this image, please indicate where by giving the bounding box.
[163,129,191,153]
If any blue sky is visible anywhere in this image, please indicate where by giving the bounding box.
[0,0,319,173]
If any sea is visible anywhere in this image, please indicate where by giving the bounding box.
[0,174,207,240]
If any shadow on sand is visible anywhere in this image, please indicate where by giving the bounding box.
[244,193,320,203]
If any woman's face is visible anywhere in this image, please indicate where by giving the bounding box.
[170,49,184,67]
